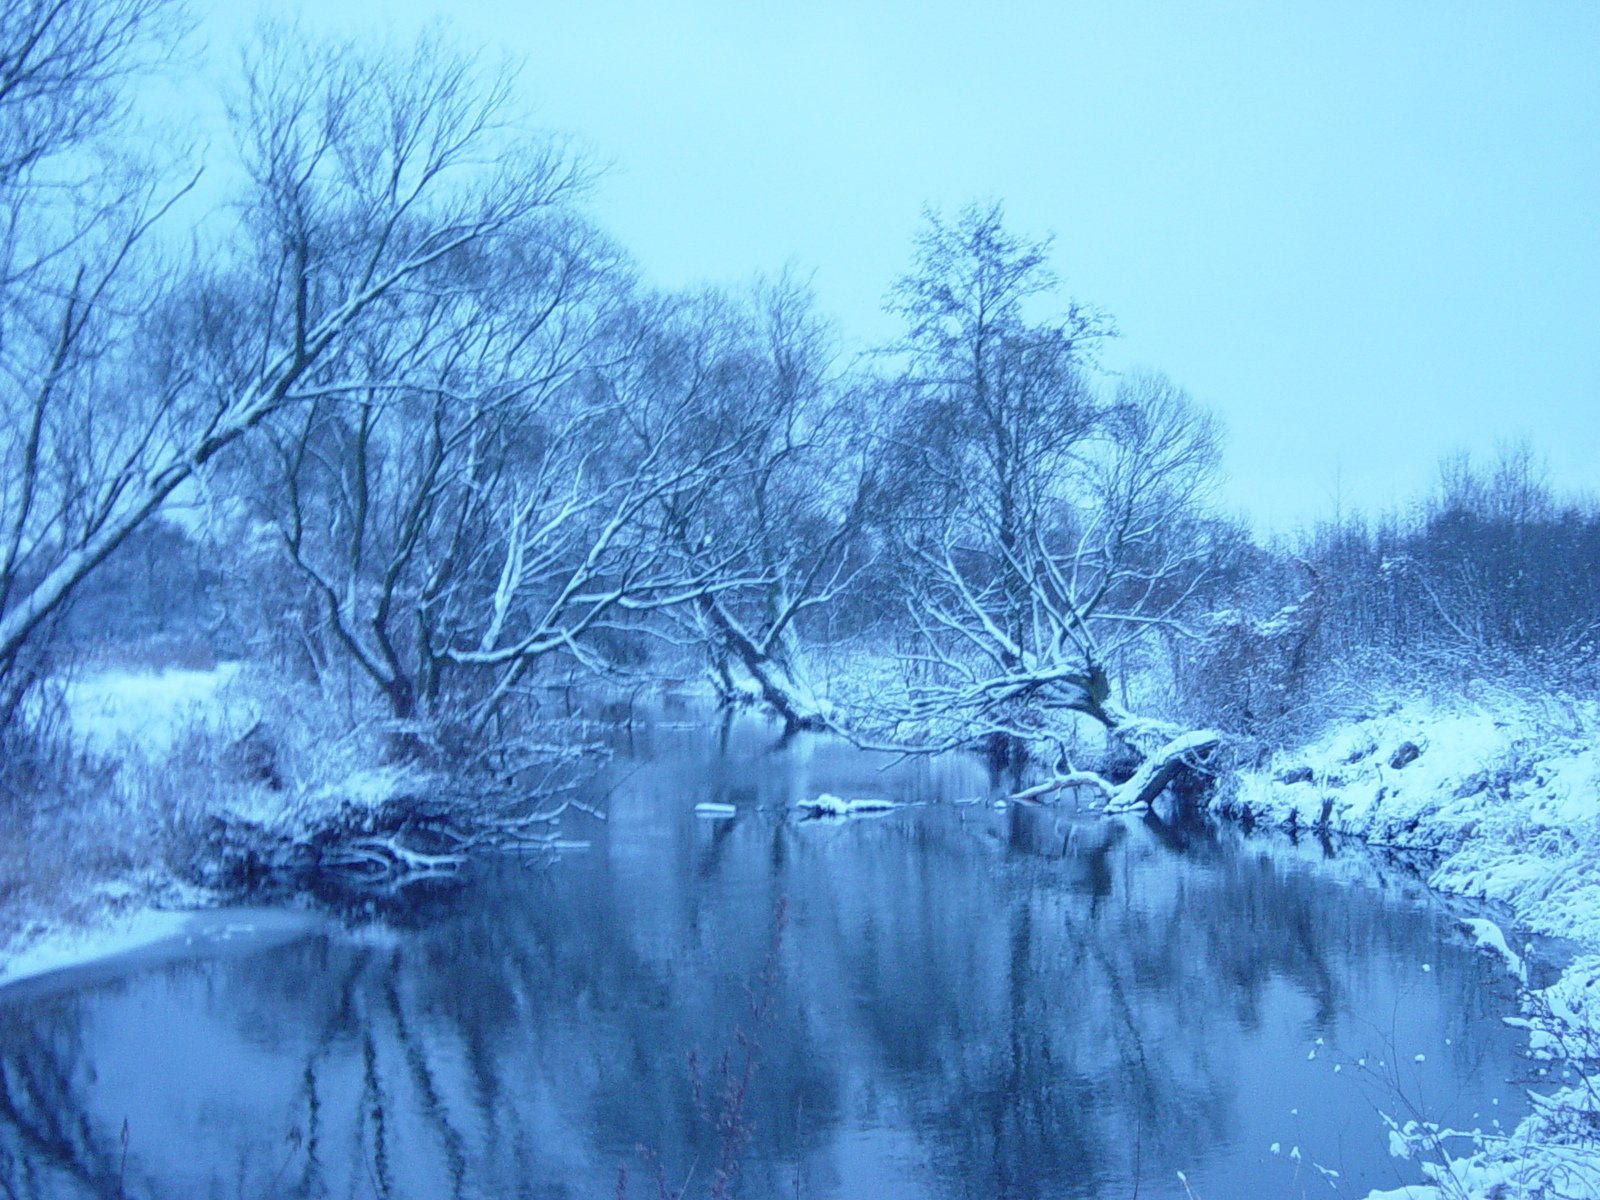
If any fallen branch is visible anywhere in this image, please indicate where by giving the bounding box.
[1010,771,1116,803]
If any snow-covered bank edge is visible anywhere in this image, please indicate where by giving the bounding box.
[0,906,324,994]
[0,662,598,989]
[1215,698,1600,1199]
[0,909,194,990]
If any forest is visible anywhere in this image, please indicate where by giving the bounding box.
[3,5,1600,1197]
[4,2,1594,839]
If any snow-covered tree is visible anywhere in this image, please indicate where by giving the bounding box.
[653,276,876,732]
[0,12,583,738]
[862,204,1227,807]
[0,0,191,728]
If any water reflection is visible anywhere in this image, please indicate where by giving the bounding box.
[0,719,1527,1199]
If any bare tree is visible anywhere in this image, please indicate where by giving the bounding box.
[0,15,589,740]
[883,202,1111,678]
[860,205,1226,808]
[425,288,779,737]
[0,0,193,729]
[256,262,799,756]
[653,275,876,732]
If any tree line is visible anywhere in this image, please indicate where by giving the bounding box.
[4,1,1594,801]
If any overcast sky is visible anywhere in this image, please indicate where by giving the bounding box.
[200,0,1599,532]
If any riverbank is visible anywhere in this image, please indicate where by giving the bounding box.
[1,662,459,982]
[6,665,1599,1198]
[1216,694,1600,1199]
[0,659,626,988]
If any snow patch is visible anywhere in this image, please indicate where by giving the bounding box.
[794,793,899,818]
[62,662,249,755]
[0,910,191,988]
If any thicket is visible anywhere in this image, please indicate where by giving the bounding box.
[1183,442,1600,753]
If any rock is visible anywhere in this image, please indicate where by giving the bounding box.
[1276,765,1315,785]
[1388,742,1422,770]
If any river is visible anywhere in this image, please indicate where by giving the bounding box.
[0,714,1530,1198]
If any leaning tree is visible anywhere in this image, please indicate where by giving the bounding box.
[861,203,1228,808]
[649,275,878,732]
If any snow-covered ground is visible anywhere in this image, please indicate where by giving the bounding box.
[1,666,244,982]
[60,661,252,755]
[60,660,422,827]
[0,662,414,986]
[1219,696,1600,1199]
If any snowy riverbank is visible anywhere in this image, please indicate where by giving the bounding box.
[0,661,603,989]
[1,662,427,983]
[1218,696,1600,1199]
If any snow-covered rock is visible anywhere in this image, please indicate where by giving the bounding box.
[1460,917,1527,984]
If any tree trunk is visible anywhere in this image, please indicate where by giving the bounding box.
[383,677,428,763]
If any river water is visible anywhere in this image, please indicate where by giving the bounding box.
[0,716,1530,1199]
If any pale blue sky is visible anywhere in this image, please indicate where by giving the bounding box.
[199,1,1600,531]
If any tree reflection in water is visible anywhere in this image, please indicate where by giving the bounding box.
[0,723,1525,1199]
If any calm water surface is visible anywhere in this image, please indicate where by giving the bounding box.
[0,717,1530,1199]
